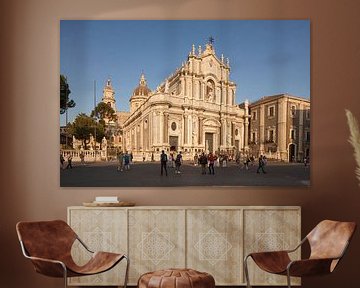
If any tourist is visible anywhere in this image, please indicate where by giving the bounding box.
[117,151,124,171]
[60,153,65,169]
[256,155,266,174]
[66,153,73,169]
[175,151,182,174]
[79,151,85,165]
[199,152,208,174]
[193,153,199,166]
[208,152,216,175]
[160,150,168,176]
[124,151,130,170]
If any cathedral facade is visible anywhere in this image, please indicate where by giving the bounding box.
[95,41,310,162]
[119,42,250,160]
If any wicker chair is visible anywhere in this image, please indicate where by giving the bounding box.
[244,220,356,288]
[16,220,129,288]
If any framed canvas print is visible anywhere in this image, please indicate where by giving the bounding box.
[60,20,310,187]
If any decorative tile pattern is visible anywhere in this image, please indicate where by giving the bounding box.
[194,227,232,265]
[128,209,186,284]
[244,209,301,286]
[68,208,127,286]
[68,207,300,286]
[187,209,242,285]
[138,228,175,265]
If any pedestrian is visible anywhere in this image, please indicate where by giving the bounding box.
[124,151,130,170]
[143,153,146,162]
[130,152,133,164]
[79,151,85,165]
[151,152,154,162]
[160,150,168,176]
[256,155,266,174]
[208,152,216,175]
[194,153,198,166]
[199,152,208,174]
[66,153,73,169]
[175,151,182,174]
[243,156,250,170]
[304,156,309,167]
[60,153,65,169]
[117,151,124,171]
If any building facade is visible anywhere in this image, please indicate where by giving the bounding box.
[248,94,310,162]
[120,42,250,160]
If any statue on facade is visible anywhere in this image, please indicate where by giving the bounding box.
[102,137,107,150]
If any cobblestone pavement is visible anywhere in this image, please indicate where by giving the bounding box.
[60,160,310,187]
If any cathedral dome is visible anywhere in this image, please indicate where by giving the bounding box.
[132,73,151,97]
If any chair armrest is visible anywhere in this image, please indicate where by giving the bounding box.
[25,255,67,277]
[287,258,335,277]
[76,236,94,253]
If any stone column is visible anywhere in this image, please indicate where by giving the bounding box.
[164,112,169,145]
[201,82,205,100]
[159,111,164,145]
[277,98,288,160]
[184,114,188,144]
[298,102,304,159]
[198,117,203,145]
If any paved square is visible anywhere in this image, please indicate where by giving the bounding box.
[60,161,310,187]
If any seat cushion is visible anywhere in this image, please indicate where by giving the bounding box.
[138,268,215,288]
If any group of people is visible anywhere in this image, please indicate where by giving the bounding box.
[60,153,73,169]
[160,150,183,176]
[198,152,217,175]
[116,151,133,171]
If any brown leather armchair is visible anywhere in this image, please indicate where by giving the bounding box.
[244,220,356,288]
[16,220,129,288]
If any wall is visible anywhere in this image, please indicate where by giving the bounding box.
[1,0,360,287]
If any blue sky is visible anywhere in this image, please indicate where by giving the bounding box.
[60,20,310,125]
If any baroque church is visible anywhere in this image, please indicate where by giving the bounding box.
[96,40,310,162]
[101,41,250,160]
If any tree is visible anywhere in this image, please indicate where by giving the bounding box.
[91,102,117,124]
[68,113,104,149]
[60,75,76,114]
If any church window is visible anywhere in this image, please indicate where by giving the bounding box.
[290,129,296,140]
[268,129,275,142]
[268,105,275,117]
[252,111,257,121]
[290,104,296,117]
[171,122,177,131]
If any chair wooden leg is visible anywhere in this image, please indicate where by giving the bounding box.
[244,255,252,288]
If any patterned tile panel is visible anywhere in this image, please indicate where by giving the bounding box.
[244,209,301,286]
[187,209,242,285]
[128,209,186,284]
[68,208,128,286]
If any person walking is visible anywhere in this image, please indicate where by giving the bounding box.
[208,152,216,175]
[160,150,168,176]
[256,155,266,174]
[60,153,65,169]
[175,151,182,174]
[66,153,73,169]
[124,151,130,170]
[79,151,85,165]
[117,151,124,171]
[199,152,208,174]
